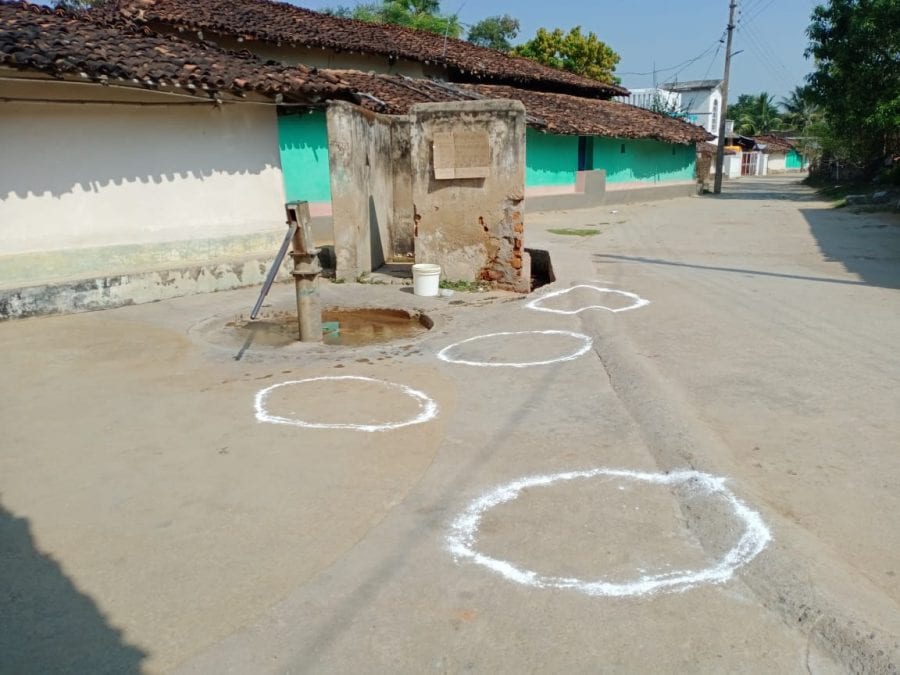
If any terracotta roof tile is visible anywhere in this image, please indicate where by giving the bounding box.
[108,0,627,99]
[333,71,709,144]
[333,70,549,127]
[752,134,795,153]
[330,70,474,111]
[467,85,712,144]
[0,1,356,103]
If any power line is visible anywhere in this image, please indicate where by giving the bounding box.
[738,19,797,91]
[741,0,777,26]
[617,36,723,77]
[681,36,726,112]
[742,17,796,82]
[737,0,763,19]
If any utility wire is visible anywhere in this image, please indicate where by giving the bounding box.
[617,36,723,77]
[747,24,796,88]
[681,36,726,113]
[738,19,797,91]
[741,0,777,26]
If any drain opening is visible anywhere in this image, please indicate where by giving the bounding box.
[526,248,555,290]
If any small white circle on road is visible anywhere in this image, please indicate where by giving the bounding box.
[255,376,438,432]
[526,284,650,315]
[446,468,771,597]
[436,330,593,368]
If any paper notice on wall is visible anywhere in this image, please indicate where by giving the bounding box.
[433,132,491,179]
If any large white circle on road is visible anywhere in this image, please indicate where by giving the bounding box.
[436,330,593,368]
[447,468,771,597]
[526,284,650,315]
[255,376,438,432]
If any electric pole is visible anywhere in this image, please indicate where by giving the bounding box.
[714,0,737,194]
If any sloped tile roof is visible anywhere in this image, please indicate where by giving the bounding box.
[328,72,709,144]
[0,1,356,103]
[752,134,795,153]
[333,70,548,127]
[107,0,627,99]
[332,70,474,111]
[467,85,712,144]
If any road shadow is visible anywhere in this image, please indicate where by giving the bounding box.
[701,176,818,202]
[593,254,880,288]
[801,208,900,289]
[0,502,146,674]
[594,207,900,290]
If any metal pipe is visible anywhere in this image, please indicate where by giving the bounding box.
[294,273,322,342]
[286,201,323,342]
[250,221,297,320]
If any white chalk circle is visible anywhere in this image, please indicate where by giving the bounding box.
[447,469,771,597]
[436,330,593,368]
[255,376,438,432]
[525,284,650,315]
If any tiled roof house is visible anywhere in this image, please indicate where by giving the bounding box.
[746,134,807,173]
[0,1,357,317]
[1,0,712,316]
[103,0,628,99]
[95,0,708,208]
[0,1,356,102]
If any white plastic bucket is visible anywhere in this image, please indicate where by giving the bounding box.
[412,263,441,297]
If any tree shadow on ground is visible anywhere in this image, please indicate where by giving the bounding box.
[701,176,819,201]
[800,207,900,289]
[0,502,146,674]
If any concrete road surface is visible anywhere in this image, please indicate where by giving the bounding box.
[2,176,897,673]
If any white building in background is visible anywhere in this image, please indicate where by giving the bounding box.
[619,87,681,113]
[618,79,724,140]
[662,80,724,137]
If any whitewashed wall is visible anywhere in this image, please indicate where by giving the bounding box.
[768,154,787,173]
[724,153,742,178]
[0,99,286,256]
[682,89,723,136]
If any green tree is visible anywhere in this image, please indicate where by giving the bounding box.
[805,0,900,169]
[322,5,354,17]
[466,14,520,51]
[53,0,106,9]
[779,85,821,133]
[326,0,461,37]
[649,92,687,118]
[729,92,782,135]
[512,26,620,83]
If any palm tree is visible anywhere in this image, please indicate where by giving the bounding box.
[734,92,782,135]
[779,86,821,133]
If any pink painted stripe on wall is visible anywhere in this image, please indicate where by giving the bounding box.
[308,202,332,218]
[524,185,577,197]
[605,180,695,192]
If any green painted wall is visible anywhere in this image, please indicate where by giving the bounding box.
[525,128,579,187]
[786,149,804,169]
[278,110,331,202]
[593,138,696,184]
[525,131,696,188]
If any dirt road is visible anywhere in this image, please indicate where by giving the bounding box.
[1,175,897,673]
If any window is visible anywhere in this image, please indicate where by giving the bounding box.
[711,99,720,134]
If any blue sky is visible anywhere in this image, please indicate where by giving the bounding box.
[290,0,821,102]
